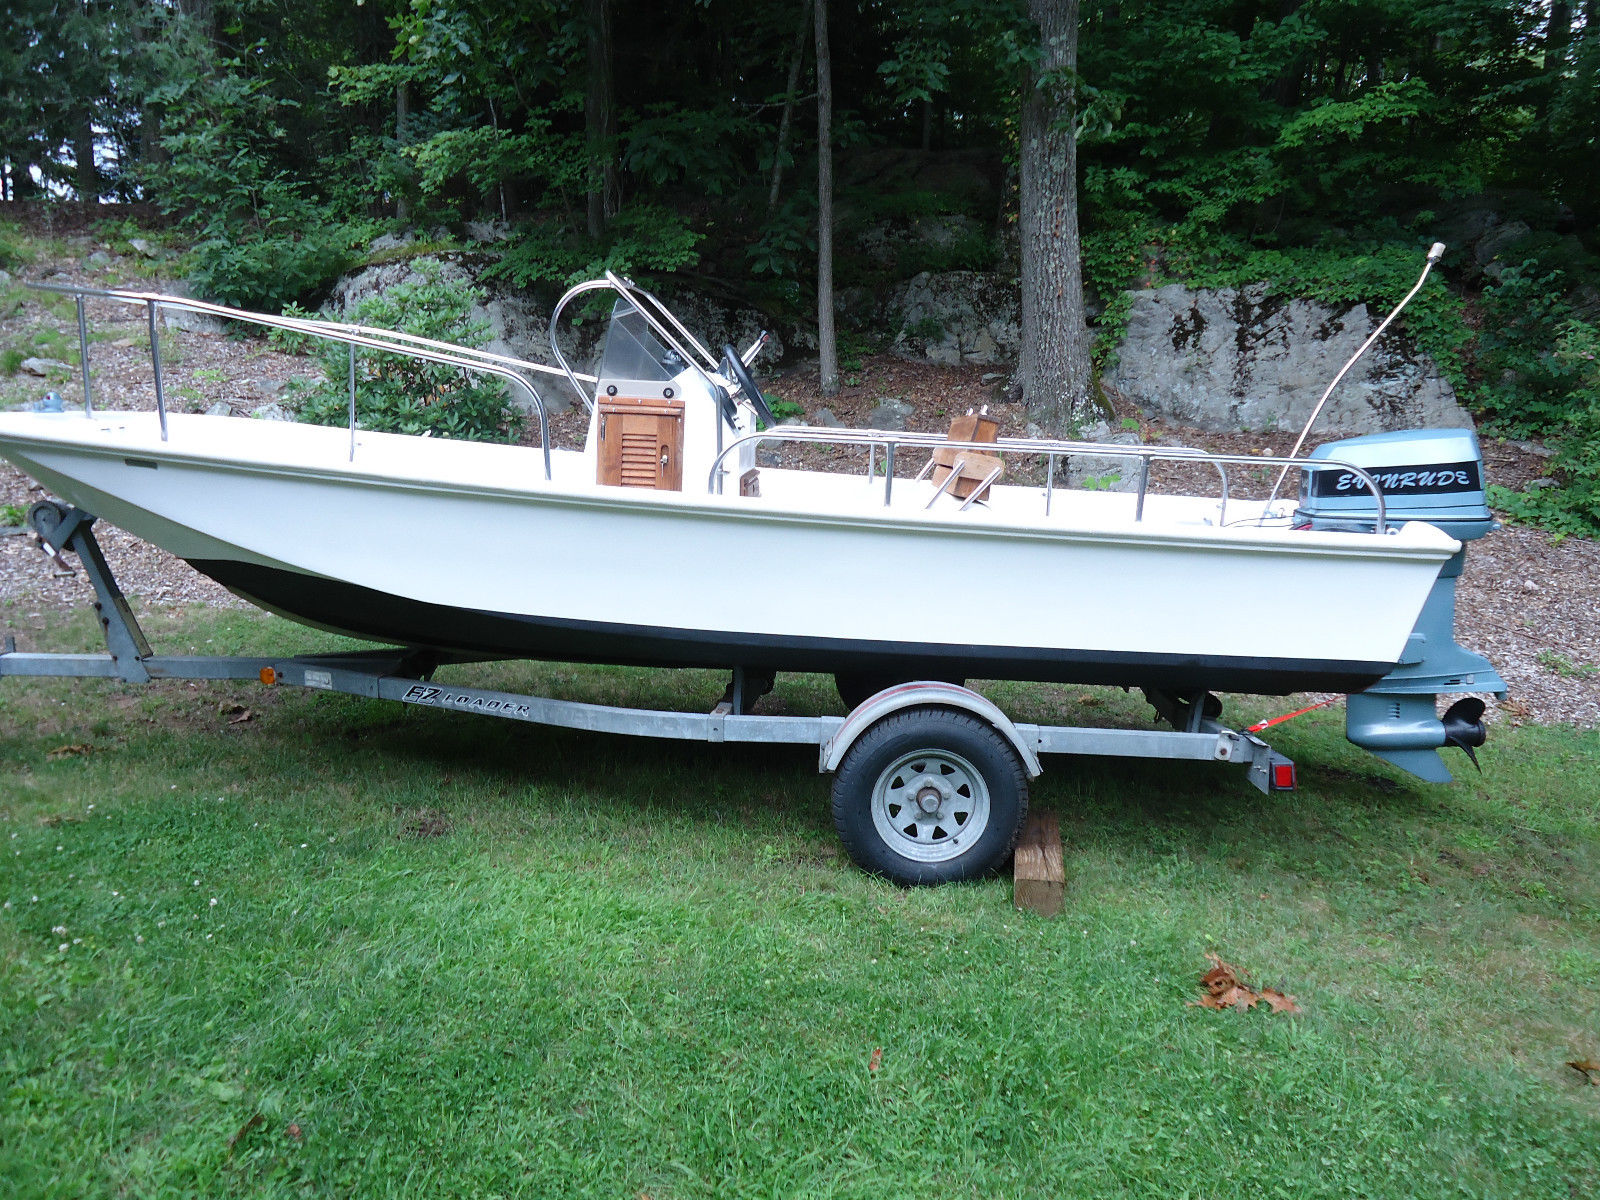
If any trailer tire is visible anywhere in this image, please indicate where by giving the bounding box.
[832,706,1027,886]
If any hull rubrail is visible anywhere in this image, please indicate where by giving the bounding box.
[193,557,1393,695]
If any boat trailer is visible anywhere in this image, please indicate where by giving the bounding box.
[3,501,1296,886]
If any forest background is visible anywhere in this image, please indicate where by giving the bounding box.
[2,0,1597,534]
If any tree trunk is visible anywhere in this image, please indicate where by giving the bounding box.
[815,0,839,397]
[1548,3,1573,64]
[395,82,410,221]
[74,114,96,203]
[767,0,813,212]
[1014,0,1091,430]
[585,0,618,239]
[140,103,167,172]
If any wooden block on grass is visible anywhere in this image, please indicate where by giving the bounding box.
[1013,811,1064,917]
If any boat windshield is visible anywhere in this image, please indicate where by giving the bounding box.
[597,298,686,383]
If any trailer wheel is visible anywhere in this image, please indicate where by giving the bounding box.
[832,706,1027,886]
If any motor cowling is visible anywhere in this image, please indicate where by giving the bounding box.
[1294,428,1494,542]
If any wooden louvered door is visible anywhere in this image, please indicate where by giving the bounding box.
[596,396,685,491]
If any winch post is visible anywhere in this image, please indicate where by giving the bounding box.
[28,504,152,683]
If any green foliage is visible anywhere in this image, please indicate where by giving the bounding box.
[883,222,997,279]
[1486,316,1600,538]
[622,106,759,195]
[837,330,879,374]
[290,266,522,443]
[766,396,805,422]
[1474,264,1597,431]
[488,205,702,292]
[746,200,815,280]
[0,349,23,377]
[265,303,318,355]
[144,57,366,310]
[1536,649,1598,679]
[187,229,358,314]
[0,502,25,526]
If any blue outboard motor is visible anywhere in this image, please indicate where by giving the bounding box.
[1295,429,1507,782]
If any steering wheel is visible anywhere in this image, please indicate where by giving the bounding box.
[721,344,776,427]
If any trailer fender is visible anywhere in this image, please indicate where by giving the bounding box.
[820,681,1043,778]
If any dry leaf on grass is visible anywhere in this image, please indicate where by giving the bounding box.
[1568,1059,1600,1085]
[1191,952,1301,1014]
[227,708,254,725]
[868,1047,882,1073]
[227,1112,264,1154]
[46,743,93,758]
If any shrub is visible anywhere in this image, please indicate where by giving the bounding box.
[488,205,702,293]
[1487,318,1600,539]
[187,230,356,314]
[766,397,805,422]
[289,265,523,443]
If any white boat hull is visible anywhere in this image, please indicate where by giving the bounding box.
[0,411,1462,694]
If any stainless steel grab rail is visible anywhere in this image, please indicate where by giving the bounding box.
[546,271,723,413]
[706,427,1389,532]
[24,283,557,479]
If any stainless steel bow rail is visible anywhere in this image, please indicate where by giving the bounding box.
[1,502,1298,834]
[24,282,565,481]
[707,427,1390,530]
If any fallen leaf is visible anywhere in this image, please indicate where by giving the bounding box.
[1259,989,1302,1015]
[868,1047,882,1073]
[227,1112,264,1154]
[1568,1059,1600,1085]
[1190,952,1299,1014]
[285,1122,302,1140]
[46,743,93,759]
[227,708,254,725]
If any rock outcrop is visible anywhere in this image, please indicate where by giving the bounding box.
[1102,283,1471,433]
[887,271,1019,365]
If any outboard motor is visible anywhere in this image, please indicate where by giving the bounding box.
[1295,428,1507,782]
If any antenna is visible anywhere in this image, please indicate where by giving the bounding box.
[1261,242,1447,517]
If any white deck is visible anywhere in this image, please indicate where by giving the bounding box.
[0,409,1451,550]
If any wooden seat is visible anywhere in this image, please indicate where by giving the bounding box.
[930,411,1003,502]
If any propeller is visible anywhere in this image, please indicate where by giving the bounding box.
[1441,697,1487,773]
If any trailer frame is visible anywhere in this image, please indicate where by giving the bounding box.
[2,502,1297,883]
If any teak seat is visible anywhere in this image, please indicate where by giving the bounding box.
[928,411,1003,503]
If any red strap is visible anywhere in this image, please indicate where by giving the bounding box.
[1245,695,1343,734]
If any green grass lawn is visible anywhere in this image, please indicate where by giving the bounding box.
[2,605,1597,1198]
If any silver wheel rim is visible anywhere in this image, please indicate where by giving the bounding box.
[870,747,992,864]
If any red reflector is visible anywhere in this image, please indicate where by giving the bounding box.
[1272,762,1296,790]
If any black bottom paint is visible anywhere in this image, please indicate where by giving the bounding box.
[191,558,1391,696]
